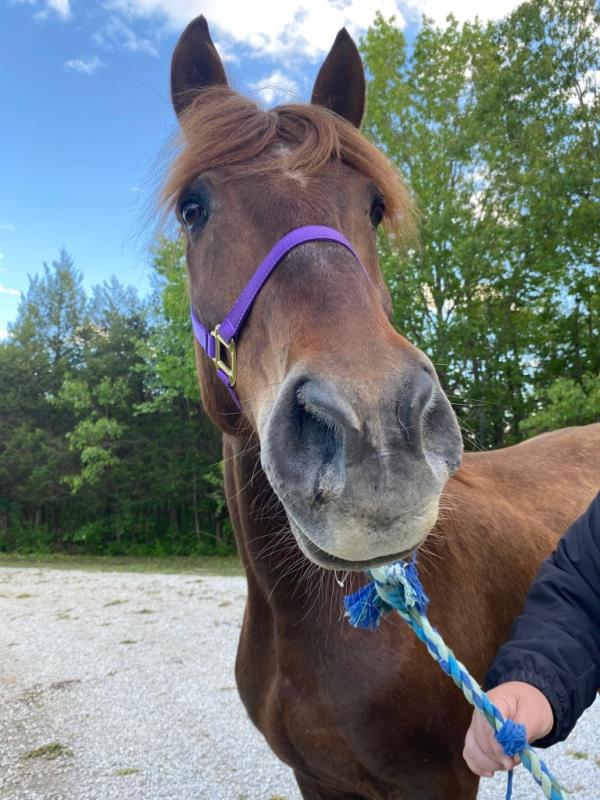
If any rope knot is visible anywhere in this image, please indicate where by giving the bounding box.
[344,555,429,630]
[496,718,527,757]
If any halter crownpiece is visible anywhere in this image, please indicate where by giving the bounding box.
[190,224,369,409]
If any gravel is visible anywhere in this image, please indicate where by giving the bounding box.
[0,567,598,800]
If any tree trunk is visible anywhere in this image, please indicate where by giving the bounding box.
[192,471,201,543]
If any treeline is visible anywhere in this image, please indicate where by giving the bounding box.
[363,0,599,446]
[0,242,231,555]
[1,0,598,554]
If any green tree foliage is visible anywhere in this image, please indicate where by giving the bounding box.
[522,374,600,435]
[361,0,599,447]
[145,237,201,404]
[0,245,227,555]
[11,249,86,379]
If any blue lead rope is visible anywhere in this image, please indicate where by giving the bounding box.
[344,557,568,800]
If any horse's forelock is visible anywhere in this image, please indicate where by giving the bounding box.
[162,86,416,240]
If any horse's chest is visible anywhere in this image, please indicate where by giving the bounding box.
[235,618,475,798]
[236,626,418,789]
[236,633,355,772]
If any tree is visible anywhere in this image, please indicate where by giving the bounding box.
[522,373,600,435]
[0,246,229,555]
[11,248,86,381]
[139,237,227,551]
[0,251,85,547]
[361,0,600,447]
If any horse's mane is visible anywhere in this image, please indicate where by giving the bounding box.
[162,86,415,238]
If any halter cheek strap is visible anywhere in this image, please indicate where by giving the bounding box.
[190,224,368,409]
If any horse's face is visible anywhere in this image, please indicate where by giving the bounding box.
[168,17,463,570]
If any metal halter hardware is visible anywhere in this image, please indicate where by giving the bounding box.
[190,225,368,409]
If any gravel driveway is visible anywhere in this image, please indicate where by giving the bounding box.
[1,567,599,800]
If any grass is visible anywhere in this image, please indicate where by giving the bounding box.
[0,553,244,577]
[567,749,588,760]
[114,767,140,777]
[23,742,73,760]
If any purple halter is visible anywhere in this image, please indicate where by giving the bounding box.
[190,225,367,409]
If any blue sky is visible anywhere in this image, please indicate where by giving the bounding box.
[0,0,522,338]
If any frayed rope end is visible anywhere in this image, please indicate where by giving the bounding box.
[344,581,390,629]
[496,721,526,800]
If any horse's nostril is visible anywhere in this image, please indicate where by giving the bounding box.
[295,391,342,467]
[421,387,464,475]
[397,369,435,448]
[296,380,361,435]
[420,359,436,379]
[263,376,352,504]
[313,489,326,506]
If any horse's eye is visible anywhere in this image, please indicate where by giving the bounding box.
[370,197,385,227]
[181,201,208,231]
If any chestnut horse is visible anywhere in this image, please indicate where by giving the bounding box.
[165,17,600,800]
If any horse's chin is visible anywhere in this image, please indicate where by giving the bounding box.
[288,516,430,572]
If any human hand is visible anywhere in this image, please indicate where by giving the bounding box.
[463,682,554,778]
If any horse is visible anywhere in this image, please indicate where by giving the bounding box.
[164,16,600,799]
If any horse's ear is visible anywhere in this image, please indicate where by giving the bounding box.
[311,28,365,128]
[171,16,228,119]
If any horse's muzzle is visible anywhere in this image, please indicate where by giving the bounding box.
[260,362,463,568]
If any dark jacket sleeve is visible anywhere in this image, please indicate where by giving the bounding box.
[486,491,600,747]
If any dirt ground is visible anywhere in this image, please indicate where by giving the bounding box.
[1,566,599,800]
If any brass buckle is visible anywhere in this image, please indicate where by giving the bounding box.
[211,325,237,387]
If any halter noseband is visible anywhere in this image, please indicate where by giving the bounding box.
[190,224,368,409]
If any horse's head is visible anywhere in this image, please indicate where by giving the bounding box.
[165,16,463,570]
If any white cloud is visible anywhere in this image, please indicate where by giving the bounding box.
[0,285,21,298]
[402,0,522,23]
[102,0,527,60]
[93,17,159,56]
[13,0,70,20]
[64,55,104,75]
[0,224,15,231]
[213,40,240,65]
[104,0,405,59]
[249,70,300,105]
[48,0,69,17]
[0,329,9,340]
[14,0,530,61]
